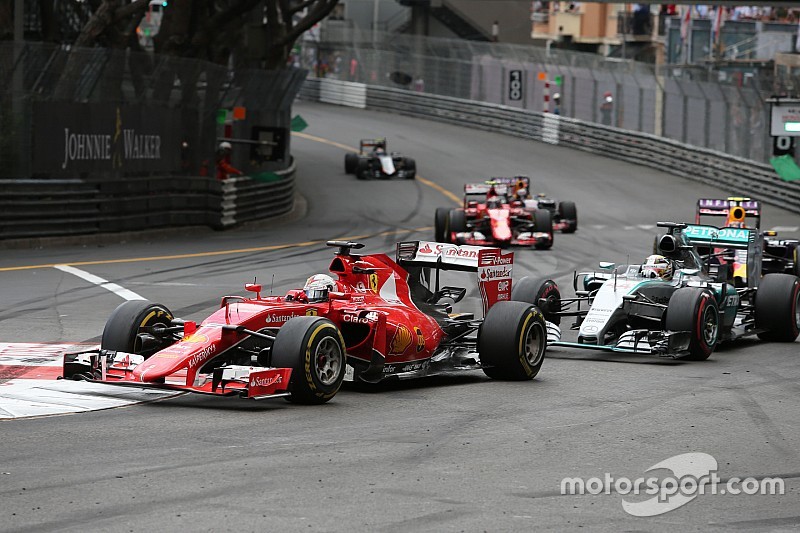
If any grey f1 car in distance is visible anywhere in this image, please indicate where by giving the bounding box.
[344,138,416,180]
[529,221,799,361]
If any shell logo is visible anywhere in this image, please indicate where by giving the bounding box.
[182,333,209,344]
[389,325,412,355]
[306,308,318,316]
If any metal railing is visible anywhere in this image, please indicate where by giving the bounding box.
[299,79,800,215]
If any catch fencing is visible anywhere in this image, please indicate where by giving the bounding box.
[301,29,777,164]
[299,79,800,216]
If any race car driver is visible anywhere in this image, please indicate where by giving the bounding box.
[641,254,674,281]
[304,274,337,302]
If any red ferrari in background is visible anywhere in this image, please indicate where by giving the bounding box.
[64,240,549,405]
[435,178,555,249]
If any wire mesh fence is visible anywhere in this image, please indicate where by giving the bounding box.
[300,28,776,164]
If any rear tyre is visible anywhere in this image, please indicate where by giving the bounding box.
[435,207,450,243]
[665,288,719,361]
[479,301,546,380]
[512,277,561,326]
[446,209,467,243]
[533,209,553,249]
[755,273,800,342]
[101,300,175,358]
[271,317,346,404]
[404,158,416,179]
[793,247,800,278]
[344,153,358,174]
[558,201,577,233]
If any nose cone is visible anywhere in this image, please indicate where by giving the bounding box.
[489,209,512,242]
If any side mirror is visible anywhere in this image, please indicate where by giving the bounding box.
[245,283,262,299]
[329,292,351,301]
[599,262,616,270]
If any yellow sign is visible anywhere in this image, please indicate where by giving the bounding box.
[414,327,424,352]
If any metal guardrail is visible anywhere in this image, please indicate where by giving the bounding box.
[0,161,296,241]
[299,78,800,215]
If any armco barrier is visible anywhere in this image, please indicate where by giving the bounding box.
[0,160,295,241]
[299,79,800,215]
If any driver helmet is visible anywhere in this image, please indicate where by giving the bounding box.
[304,274,336,303]
[642,254,674,281]
[516,187,528,200]
[486,196,503,209]
[218,141,232,152]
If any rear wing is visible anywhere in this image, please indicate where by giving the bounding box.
[695,197,761,227]
[680,224,755,249]
[677,224,762,287]
[397,241,488,272]
[397,241,513,313]
[464,176,530,199]
[360,138,386,151]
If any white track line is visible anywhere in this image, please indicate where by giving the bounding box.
[54,265,145,301]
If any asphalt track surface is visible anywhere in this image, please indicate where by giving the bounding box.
[1,101,799,532]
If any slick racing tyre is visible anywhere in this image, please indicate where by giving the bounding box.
[446,209,467,243]
[344,153,358,174]
[532,209,553,249]
[558,201,577,233]
[272,317,346,404]
[355,158,369,180]
[435,207,450,243]
[512,277,561,326]
[755,273,800,342]
[101,300,175,358]
[404,157,417,179]
[479,301,546,380]
[665,288,719,361]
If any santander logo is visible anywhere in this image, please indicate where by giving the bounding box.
[419,243,434,253]
[250,374,282,388]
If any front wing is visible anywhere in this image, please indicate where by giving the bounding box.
[63,349,292,400]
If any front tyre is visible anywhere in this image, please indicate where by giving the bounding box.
[557,201,578,233]
[101,300,175,358]
[446,209,467,243]
[271,317,346,404]
[479,301,546,380]
[533,209,553,249]
[665,288,719,360]
[435,207,450,243]
[404,157,417,179]
[344,153,358,174]
[755,273,800,342]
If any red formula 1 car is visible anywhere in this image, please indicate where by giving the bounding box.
[63,241,547,404]
[434,178,555,249]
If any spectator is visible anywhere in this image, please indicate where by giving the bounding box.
[553,92,561,115]
[600,91,613,126]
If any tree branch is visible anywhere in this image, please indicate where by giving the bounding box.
[281,0,339,45]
